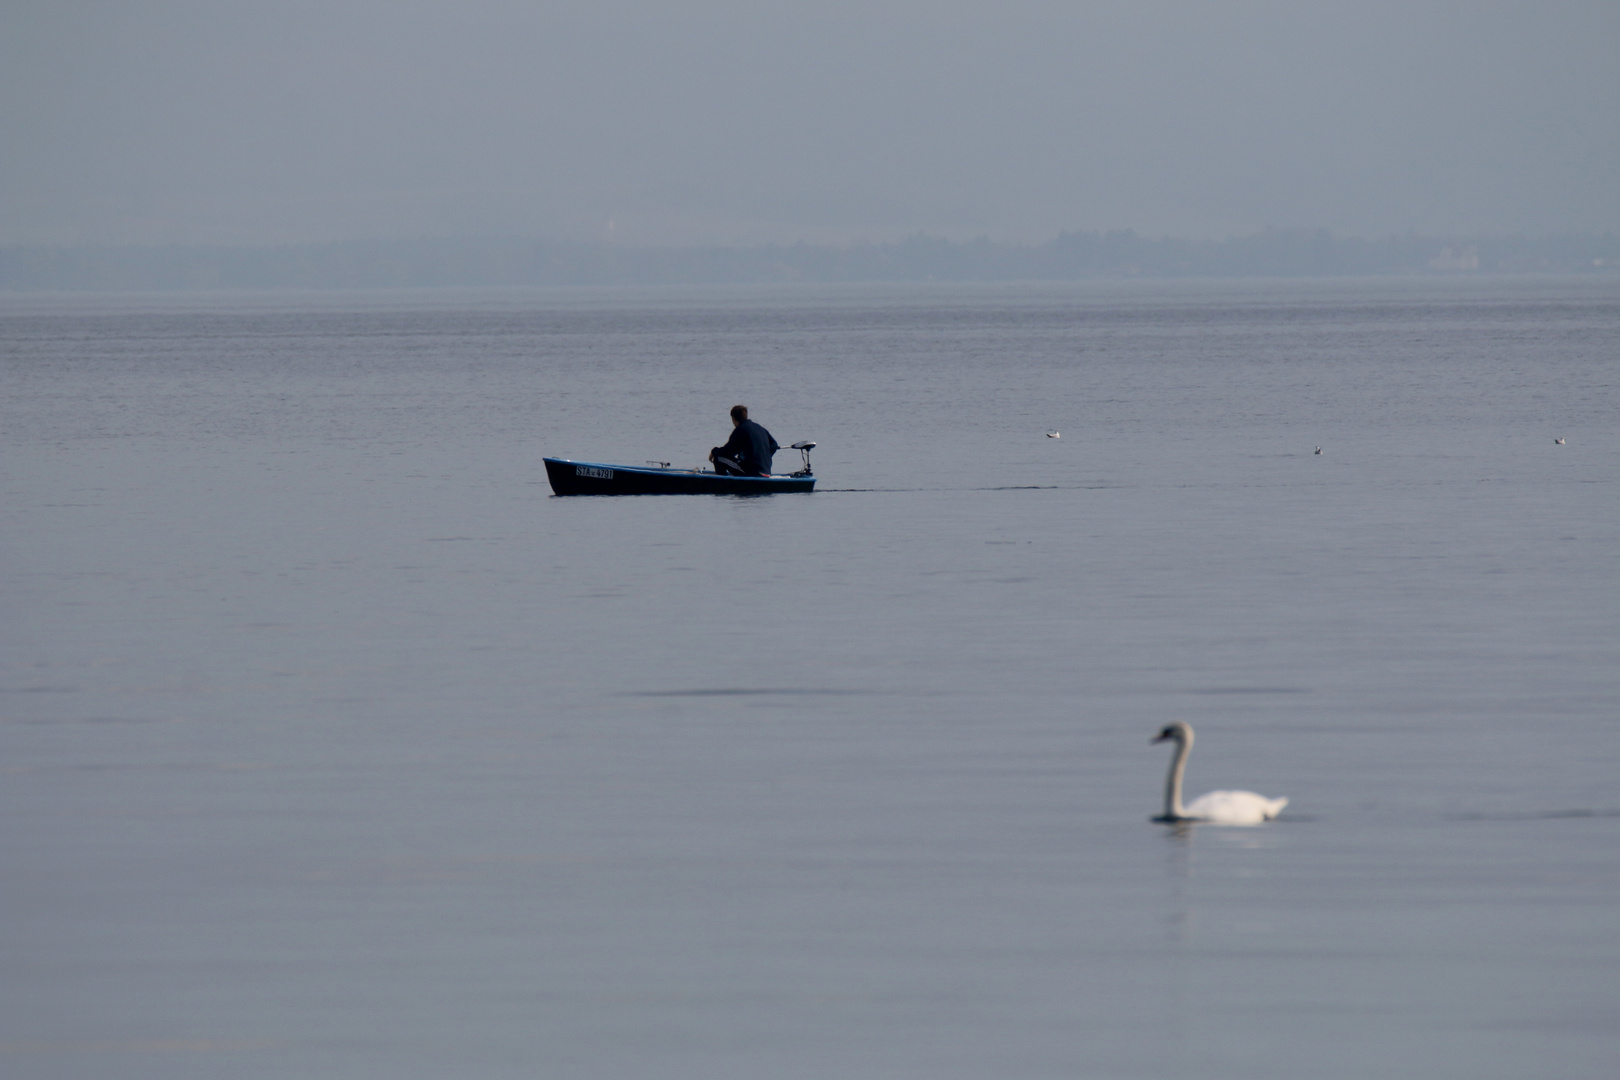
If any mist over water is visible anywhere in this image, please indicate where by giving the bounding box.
[3,278,1617,1079]
[4,5,1617,244]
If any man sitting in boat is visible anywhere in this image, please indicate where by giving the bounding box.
[709,405,779,476]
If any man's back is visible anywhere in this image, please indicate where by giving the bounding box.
[719,418,777,475]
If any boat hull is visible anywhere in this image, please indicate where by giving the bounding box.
[544,458,815,496]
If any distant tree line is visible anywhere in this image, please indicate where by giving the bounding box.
[2,229,1614,291]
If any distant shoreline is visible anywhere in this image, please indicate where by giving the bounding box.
[3,230,1614,292]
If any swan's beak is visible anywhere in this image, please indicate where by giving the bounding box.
[1150,733,1169,744]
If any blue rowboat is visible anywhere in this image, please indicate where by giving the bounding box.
[544,444,816,496]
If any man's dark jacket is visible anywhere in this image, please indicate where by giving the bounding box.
[717,419,779,475]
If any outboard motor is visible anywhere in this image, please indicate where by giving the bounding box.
[789,441,816,477]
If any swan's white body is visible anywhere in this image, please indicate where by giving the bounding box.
[1152,722,1286,826]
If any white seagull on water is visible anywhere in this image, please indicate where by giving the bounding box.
[1046,431,1060,439]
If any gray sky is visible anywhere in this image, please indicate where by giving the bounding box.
[3,1,1616,246]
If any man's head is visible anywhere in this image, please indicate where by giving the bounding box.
[730,405,748,425]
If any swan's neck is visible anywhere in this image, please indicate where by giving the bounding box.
[1163,737,1190,819]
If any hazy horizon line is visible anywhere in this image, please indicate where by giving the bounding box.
[6,224,1618,254]
[4,229,1614,292]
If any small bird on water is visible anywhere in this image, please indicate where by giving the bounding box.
[1555,437,1566,445]
[1046,431,1060,439]
[1314,446,1323,455]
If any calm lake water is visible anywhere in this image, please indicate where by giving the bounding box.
[3,278,1617,1079]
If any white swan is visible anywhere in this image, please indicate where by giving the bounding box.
[1151,722,1287,825]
